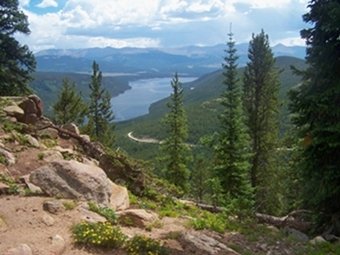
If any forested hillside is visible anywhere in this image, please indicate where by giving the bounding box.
[29,72,131,115]
[116,56,306,159]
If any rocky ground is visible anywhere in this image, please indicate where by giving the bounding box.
[0,95,338,255]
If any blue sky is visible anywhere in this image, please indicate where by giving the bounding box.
[17,0,309,52]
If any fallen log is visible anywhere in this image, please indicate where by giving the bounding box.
[256,210,312,232]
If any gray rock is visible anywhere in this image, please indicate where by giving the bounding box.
[42,213,55,226]
[284,227,309,242]
[61,123,80,135]
[20,175,43,194]
[40,150,64,162]
[4,244,32,255]
[309,236,327,245]
[3,105,24,119]
[23,134,40,148]
[38,128,59,140]
[43,200,65,214]
[30,160,113,206]
[179,231,240,255]
[118,209,158,228]
[18,98,37,114]
[0,147,16,165]
[51,234,66,255]
[28,94,43,117]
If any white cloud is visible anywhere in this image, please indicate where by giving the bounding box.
[17,0,308,51]
[274,36,306,46]
[36,0,58,8]
[19,0,30,7]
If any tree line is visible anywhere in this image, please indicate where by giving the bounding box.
[1,0,339,232]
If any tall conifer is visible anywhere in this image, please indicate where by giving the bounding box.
[52,79,87,126]
[215,31,253,209]
[289,0,340,225]
[161,73,191,192]
[243,30,280,213]
[86,61,115,147]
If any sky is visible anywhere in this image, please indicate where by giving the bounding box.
[17,0,310,52]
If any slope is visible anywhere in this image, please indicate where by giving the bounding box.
[115,56,307,159]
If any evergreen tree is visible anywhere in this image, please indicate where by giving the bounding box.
[86,61,115,147]
[161,73,191,192]
[52,79,87,126]
[289,0,340,225]
[214,31,253,209]
[0,0,35,96]
[243,30,280,213]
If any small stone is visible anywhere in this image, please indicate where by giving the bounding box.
[309,236,327,245]
[284,227,309,242]
[51,235,66,255]
[80,135,91,142]
[0,147,16,165]
[24,134,40,148]
[0,215,8,231]
[118,209,159,228]
[43,200,65,214]
[61,123,80,135]
[20,175,43,194]
[42,213,55,226]
[4,244,32,255]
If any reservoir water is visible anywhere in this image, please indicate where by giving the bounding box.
[111,77,196,122]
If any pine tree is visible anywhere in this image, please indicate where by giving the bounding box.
[243,30,280,213]
[161,73,191,192]
[86,61,115,147]
[289,0,340,225]
[0,0,35,96]
[52,79,87,126]
[214,31,253,209]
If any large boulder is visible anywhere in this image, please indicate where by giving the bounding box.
[30,160,113,206]
[111,181,129,211]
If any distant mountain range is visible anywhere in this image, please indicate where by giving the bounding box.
[35,44,306,77]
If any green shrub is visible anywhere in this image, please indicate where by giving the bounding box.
[63,200,77,210]
[37,153,44,160]
[41,138,57,148]
[0,155,6,164]
[125,235,168,255]
[72,221,126,248]
[191,212,227,233]
[88,201,117,224]
[0,174,19,194]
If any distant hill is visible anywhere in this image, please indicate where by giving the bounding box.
[115,56,307,159]
[35,44,306,77]
[29,72,131,116]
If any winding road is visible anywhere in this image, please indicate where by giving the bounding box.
[127,132,162,144]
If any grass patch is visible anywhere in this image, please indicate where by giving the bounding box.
[126,235,168,255]
[63,200,77,210]
[0,174,19,194]
[88,201,117,224]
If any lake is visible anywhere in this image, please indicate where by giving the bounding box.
[111,77,197,122]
